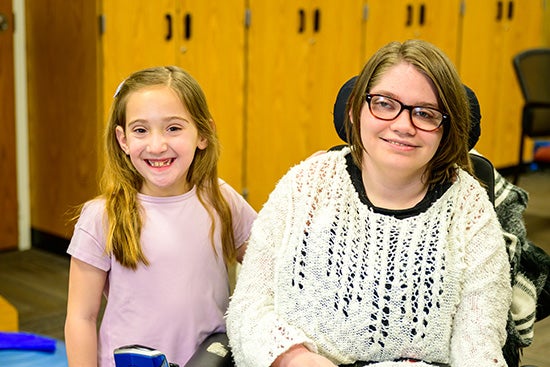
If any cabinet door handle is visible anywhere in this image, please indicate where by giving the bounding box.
[496,0,503,21]
[165,14,172,41]
[184,13,192,40]
[0,13,9,32]
[406,4,413,26]
[507,0,514,20]
[418,3,426,26]
[313,8,321,33]
[298,9,305,33]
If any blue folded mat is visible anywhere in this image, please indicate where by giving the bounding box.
[0,337,67,367]
[0,332,56,352]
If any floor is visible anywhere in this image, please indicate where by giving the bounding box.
[507,170,550,367]
[0,169,548,366]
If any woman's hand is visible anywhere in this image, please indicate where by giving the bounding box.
[272,344,337,367]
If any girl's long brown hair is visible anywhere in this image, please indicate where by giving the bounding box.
[100,66,235,269]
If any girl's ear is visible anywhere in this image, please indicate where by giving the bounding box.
[115,126,130,154]
[196,118,214,150]
[348,110,354,124]
[197,136,208,150]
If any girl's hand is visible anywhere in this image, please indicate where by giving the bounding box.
[272,344,337,367]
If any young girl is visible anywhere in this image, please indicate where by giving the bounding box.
[64,66,257,367]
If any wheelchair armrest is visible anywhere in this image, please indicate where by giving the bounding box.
[185,333,233,367]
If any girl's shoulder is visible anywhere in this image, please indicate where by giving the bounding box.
[75,197,107,227]
[218,178,245,202]
[218,178,257,213]
[82,197,107,214]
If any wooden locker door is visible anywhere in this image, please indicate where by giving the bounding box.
[545,0,550,46]
[0,0,17,250]
[364,0,410,59]
[460,0,542,168]
[413,0,462,63]
[458,0,502,162]
[175,0,246,191]
[492,0,542,167]
[101,0,177,128]
[246,0,310,210]
[26,0,99,240]
[308,0,365,149]
[365,1,461,63]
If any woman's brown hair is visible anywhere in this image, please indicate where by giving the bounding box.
[346,40,472,186]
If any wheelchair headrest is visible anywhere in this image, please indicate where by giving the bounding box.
[332,77,482,150]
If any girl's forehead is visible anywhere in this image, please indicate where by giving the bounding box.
[125,85,191,124]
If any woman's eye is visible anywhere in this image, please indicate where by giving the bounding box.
[375,99,396,110]
[414,109,435,120]
[133,127,147,134]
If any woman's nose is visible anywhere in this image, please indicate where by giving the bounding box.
[390,109,417,135]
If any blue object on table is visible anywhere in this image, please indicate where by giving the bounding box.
[0,338,67,367]
[0,331,56,352]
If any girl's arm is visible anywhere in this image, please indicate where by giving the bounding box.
[236,242,247,263]
[65,257,107,367]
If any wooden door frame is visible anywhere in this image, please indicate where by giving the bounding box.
[13,0,31,250]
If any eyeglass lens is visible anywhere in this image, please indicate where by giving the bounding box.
[367,94,445,131]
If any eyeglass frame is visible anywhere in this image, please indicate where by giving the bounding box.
[365,93,449,132]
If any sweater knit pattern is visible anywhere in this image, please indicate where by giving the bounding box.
[227,148,511,367]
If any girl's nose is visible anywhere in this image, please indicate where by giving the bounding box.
[147,132,168,153]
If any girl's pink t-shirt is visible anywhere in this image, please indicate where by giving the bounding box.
[67,181,257,367]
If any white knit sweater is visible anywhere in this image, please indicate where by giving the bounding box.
[227,148,511,367]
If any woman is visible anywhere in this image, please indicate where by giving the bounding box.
[226,40,511,367]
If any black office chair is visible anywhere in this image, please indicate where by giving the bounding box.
[512,48,550,184]
[185,333,232,367]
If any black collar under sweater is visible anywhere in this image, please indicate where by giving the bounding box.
[345,153,452,219]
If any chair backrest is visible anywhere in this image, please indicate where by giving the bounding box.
[469,153,495,205]
[513,48,550,104]
[513,48,550,137]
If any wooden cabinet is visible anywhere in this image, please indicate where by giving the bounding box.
[244,0,365,209]
[459,0,543,167]
[101,0,246,190]
[363,0,462,63]
[25,1,547,245]
[0,0,17,250]
[26,0,245,243]
[26,0,100,240]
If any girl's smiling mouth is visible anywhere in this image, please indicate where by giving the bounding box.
[146,158,174,167]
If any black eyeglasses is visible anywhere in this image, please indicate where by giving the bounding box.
[365,94,449,132]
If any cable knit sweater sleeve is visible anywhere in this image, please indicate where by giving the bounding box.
[226,159,317,367]
[448,173,511,366]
